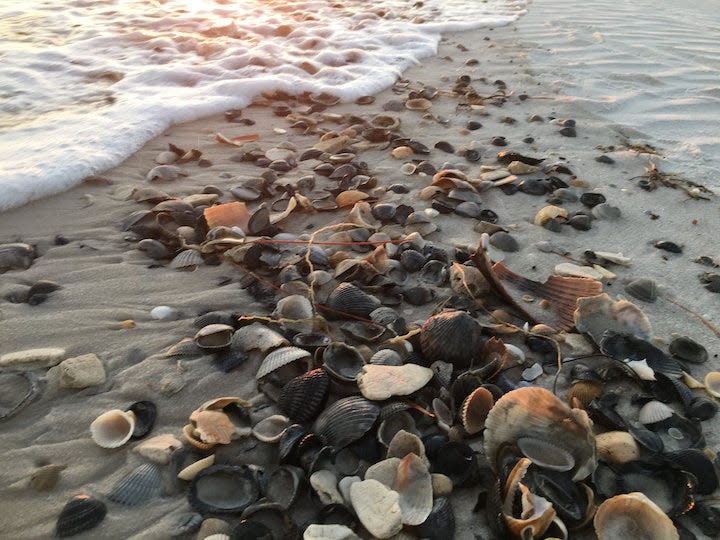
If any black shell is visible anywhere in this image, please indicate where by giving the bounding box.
[323,283,380,319]
[313,396,379,448]
[194,311,237,328]
[128,400,157,439]
[524,466,587,524]
[624,278,658,303]
[262,465,305,509]
[669,336,708,364]
[663,449,719,495]
[277,368,329,423]
[322,342,365,383]
[56,495,107,538]
[278,424,308,463]
[415,497,455,540]
[108,463,162,506]
[427,441,480,487]
[600,331,684,377]
[189,465,259,515]
[420,311,483,368]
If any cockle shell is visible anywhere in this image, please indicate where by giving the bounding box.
[484,387,596,481]
[256,347,311,381]
[638,400,674,425]
[420,310,483,368]
[107,463,162,506]
[313,396,379,448]
[357,364,434,401]
[278,368,329,423]
[460,387,494,435]
[194,324,234,350]
[594,492,679,540]
[90,409,136,448]
[55,495,107,538]
[231,323,288,353]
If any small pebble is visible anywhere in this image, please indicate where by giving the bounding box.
[569,214,592,231]
[489,231,519,252]
[491,136,507,147]
[595,155,614,164]
[151,306,178,320]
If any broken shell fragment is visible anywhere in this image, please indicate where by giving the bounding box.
[252,415,290,443]
[574,293,652,345]
[350,479,402,539]
[177,455,216,481]
[595,431,640,464]
[90,409,136,448]
[594,492,679,540]
[534,205,568,226]
[357,364,434,401]
[194,410,237,445]
[393,453,433,525]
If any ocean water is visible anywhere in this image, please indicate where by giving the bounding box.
[0,0,526,211]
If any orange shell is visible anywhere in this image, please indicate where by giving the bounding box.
[204,202,251,231]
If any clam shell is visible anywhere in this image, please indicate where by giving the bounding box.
[669,336,708,364]
[265,465,305,509]
[357,364,433,401]
[574,293,652,345]
[127,400,156,439]
[595,431,641,464]
[189,465,259,515]
[108,463,162,506]
[56,495,107,538]
[194,324,234,350]
[704,372,720,398]
[252,415,290,443]
[256,347,311,381]
[594,492,679,540]
[170,249,204,270]
[460,387,494,435]
[324,283,380,319]
[420,311,483,368]
[313,396,379,448]
[232,323,288,353]
[177,455,216,481]
[350,480,403,539]
[30,463,67,491]
[638,400,675,425]
[625,278,658,303]
[484,387,596,481]
[90,409,136,448]
[278,368,329,423]
[323,342,365,383]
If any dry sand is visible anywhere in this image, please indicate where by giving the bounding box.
[1,8,719,540]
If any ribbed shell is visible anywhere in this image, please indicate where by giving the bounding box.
[278,368,329,423]
[370,306,401,326]
[170,249,204,270]
[593,493,679,540]
[665,449,718,495]
[516,437,575,472]
[324,283,380,319]
[194,311,237,328]
[638,400,674,425]
[256,347,311,381]
[107,463,162,506]
[313,396,380,448]
[461,387,494,435]
[278,424,307,463]
[625,278,658,303]
[56,495,107,538]
[128,400,156,439]
[232,322,288,353]
[189,465,259,515]
[415,497,455,539]
[420,311,482,368]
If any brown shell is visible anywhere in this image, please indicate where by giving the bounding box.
[193,410,236,445]
[183,424,216,451]
[573,293,652,345]
[566,381,603,409]
[502,458,557,538]
[594,492,679,540]
[460,387,494,435]
[204,202,251,231]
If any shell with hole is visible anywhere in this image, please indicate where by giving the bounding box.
[484,387,597,481]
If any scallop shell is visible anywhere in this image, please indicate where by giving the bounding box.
[108,463,162,506]
[252,415,290,443]
[90,409,136,448]
[357,364,433,401]
[56,495,107,538]
[566,381,603,409]
[194,324,234,350]
[595,431,640,464]
[313,396,379,448]
[420,310,483,368]
[460,387,494,435]
[324,283,380,319]
[256,347,311,381]
[484,387,596,481]
[639,400,675,425]
[704,372,720,398]
[231,323,288,354]
[278,368,329,423]
[189,465,259,515]
[574,293,652,345]
[594,492,679,540]
[170,249,204,270]
[177,455,216,481]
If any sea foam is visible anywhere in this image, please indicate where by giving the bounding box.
[0,0,526,211]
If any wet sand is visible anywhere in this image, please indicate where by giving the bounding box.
[1,10,719,540]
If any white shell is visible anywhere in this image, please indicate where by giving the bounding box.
[625,359,656,381]
[90,409,136,448]
[231,322,288,353]
[150,305,176,320]
[357,364,433,401]
[704,372,720,398]
[638,400,674,425]
[310,470,343,505]
[252,414,290,443]
[303,524,360,540]
[350,480,402,539]
[256,347,311,380]
[177,455,216,481]
[594,492,679,540]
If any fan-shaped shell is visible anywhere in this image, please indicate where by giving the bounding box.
[189,465,259,515]
[594,492,679,540]
[324,283,380,319]
[56,495,107,538]
[108,463,162,506]
[90,409,136,449]
[170,249,204,270]
[313,396,379,448]
[574,293,652,344]
[638,400,674,425]
[231,323,288,353]
[484,387,596,481]
[278,368,329,423]
[194,324,234,350]
[460,387,494,435]
[370,349,403,366]
[420,310,483,368]
[256,347,311,381]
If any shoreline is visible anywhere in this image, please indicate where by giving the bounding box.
[1,11,719,540]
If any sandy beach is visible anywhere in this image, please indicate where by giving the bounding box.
[1,6,719,540]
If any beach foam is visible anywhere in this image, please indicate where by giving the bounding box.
[0,0,525,211]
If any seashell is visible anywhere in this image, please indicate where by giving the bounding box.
[128,186,169,203]
[624,278,658,303]
[669,336,708,364]
[278,424,307,463]
[324,283,380,319]
[256,346,311,381]
[601,332,683,377]
[591,203,621,220]
[574,293,652,345]
[90,409,136,448]
[357,364,433,401]
[232,323,288,354]
[194,324,234,350]
[555,263,604,280]
[502,458,557,538]
[30,463,67,491]
[183,424,216,451]
[638,400,675,425]
[594,492,679,540]
[566,381,602,409]
[378,411,418,446]
[194,410,236,445]
[340,321,386,344]
[273,295,313,331]
[146,164,187,182]
[595,431,640,464]
[389,453,433,526]
[239,501,294,539]
[304,524,360,540]
[252,415,290,443]
[472,235,602,331]
[313,396,380,448]
[196,517,231,539]
[265,465,305,509]
[189,465,259,515]
[484,387,596,481]
[310,470,343,505]
[704,372,720,398]
[0,347,65,369]
[335,190,368,207]
[170,249,204,271]
[460,387,494,435]
[420,311,483,368]
[127,400,156,439]
[0,371,41,421]
[370,114,400,131]
[370,349,403,366]
[534,205,568,226]
[516,437,576,472]
[391,146,414,159]
[664,448,718,495]
[322,342,365,384]
[108,463,162,506]
[350,479,403,539]
[415,497,455,539]
[278,368,329,423]
[449,262,491,298]
[386,429,425,462]
[178,455,216,481]
[56,495,107,538]
[400,162,417,175]
[405,98,432,111]
[348,201,379,230]
[508,160,540,175]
